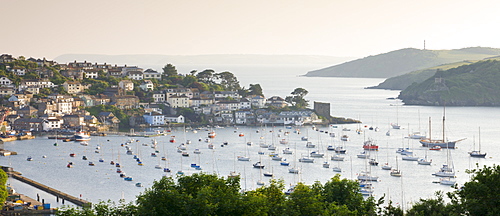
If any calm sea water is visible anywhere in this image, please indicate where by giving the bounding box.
[2,64,500,210]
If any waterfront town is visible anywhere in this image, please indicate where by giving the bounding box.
[0,54,354,141]
[0,53,356,213]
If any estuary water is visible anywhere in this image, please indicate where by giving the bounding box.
[2,64,500,209]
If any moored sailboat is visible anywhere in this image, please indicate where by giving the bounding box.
[469,127,487,158]
[419,114,463,149]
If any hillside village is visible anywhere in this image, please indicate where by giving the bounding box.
[0,54,339,134]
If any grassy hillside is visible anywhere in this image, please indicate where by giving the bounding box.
[398,59,500,106]
[305,47,500,78]
[367,60,479,90]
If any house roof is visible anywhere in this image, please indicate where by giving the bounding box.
[15,118,47,123]
[98,112,114,116]
[19,106,37,111]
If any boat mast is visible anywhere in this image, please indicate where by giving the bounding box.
[442,106,446,142]
[479,127,481,152]
[428,117,432,141]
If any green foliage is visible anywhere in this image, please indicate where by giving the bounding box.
[370,60,479,90]
[50,70,70,85]
[216,71,241,91]
[176,107,199,123]
[23,70,40,79]
[84,105,130,128]
[286,87,309,109]
[456,165,500,215]
[82,79,109,95]
[56,200,137,216]
[249,84,263,96]
[0,169,8,205]
[406,191,458,216]
[96,75,120,86]
[52,171,411,216]
[196,69,215,84]
[162,63,178,77]
[136,173,245,216]
[399,60,500,106]
[287,182,325,215]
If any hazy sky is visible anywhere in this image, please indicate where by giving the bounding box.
[2,0,500,59]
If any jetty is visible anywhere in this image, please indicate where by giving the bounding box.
[0,135,36,143]
[8,172,91,207]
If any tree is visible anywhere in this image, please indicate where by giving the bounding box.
[244,179,288,215]
[196,69,215,85]
[0,169,8,205]
[180,75,197,88]
[162,63,178,77]
[406,191,457,216]
[216,71,240,91]
[286,87,309,109]
[287,182,325,215]
[455,165,500,215]
[249,84,264,96]
[82,79,109,95]
[136,173,245,215]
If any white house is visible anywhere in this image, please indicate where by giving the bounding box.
[249,95,266,108]
[0,87,15,97]
[0,77,13,86]
[165,115,184,123]
[62,81,84,94]
[152,92,165,103]
[190,98,214,107]
[84,69,99,79]
[18,79,56,91]
[118,80,134,91]
[167,95,189,108]
[140,80,154,91]
[9,66,26,76]
[57,101,73,114]
[143,69,162,80]
[166,88,198,99]
[235,111,253,125]
[128,71,144,80]
[213,101,240,112]
[121,66,143,76]
[46,117,63,130]
[239,98,251,109]
[143,112,165,126]
[278,110,321,125]
[214,91,240,99]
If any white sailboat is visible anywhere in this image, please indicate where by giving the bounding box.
[381,141,392,170]
[390,156,402,177]
[257,157,265,185]
[391,104,401,129]
[358,150,379,181]
[439,177,456,185]
[323,144,330,168]
[409,110,426,139]
[418,147,432,165]
[288,142,300,174]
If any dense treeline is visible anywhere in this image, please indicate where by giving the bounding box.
[399,60,500,106]
[57,174,389,216]
[57,164,500,215]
